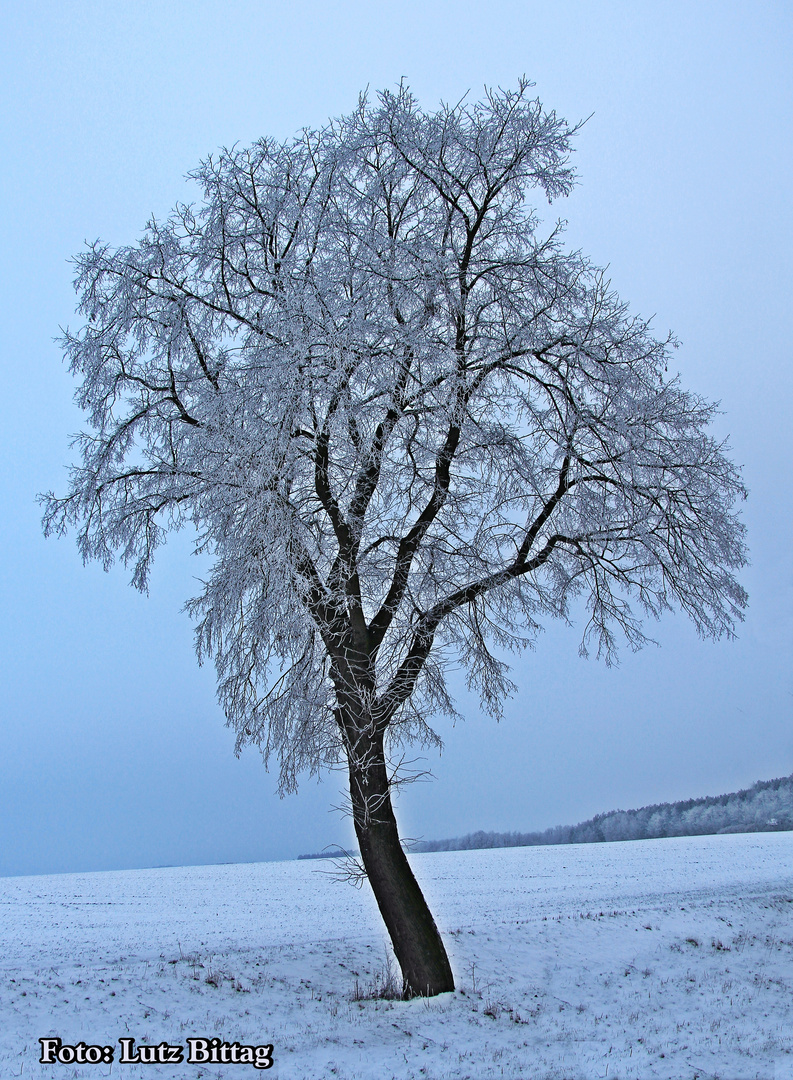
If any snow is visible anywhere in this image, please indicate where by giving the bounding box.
[2,831,792,1079]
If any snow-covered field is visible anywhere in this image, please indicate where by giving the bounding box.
[2,832,792,1080]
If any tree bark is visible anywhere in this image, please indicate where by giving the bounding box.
[347,734,455,998]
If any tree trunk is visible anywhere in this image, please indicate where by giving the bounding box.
[347,737,454,998]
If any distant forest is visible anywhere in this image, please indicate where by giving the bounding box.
[297,848,356,861]
[298,774,793,860]
[408,774,793,854]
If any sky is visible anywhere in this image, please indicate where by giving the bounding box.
[1,0,791,877]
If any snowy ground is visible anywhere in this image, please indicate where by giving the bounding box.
[2,832,792,1080]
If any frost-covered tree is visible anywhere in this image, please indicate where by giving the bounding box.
[42,81,747,996]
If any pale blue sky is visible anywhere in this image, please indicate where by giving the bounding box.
[1,0,791,876]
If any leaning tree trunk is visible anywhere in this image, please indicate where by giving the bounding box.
[346,729,454,998]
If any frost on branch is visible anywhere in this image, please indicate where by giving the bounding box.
[42,80,748,794]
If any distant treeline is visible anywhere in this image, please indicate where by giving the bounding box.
[409,774,793,854]
[297,848,356,861]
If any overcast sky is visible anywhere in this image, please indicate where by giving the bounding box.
[1,0,791,877]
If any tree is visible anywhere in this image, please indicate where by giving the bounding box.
[42,80,748,997]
